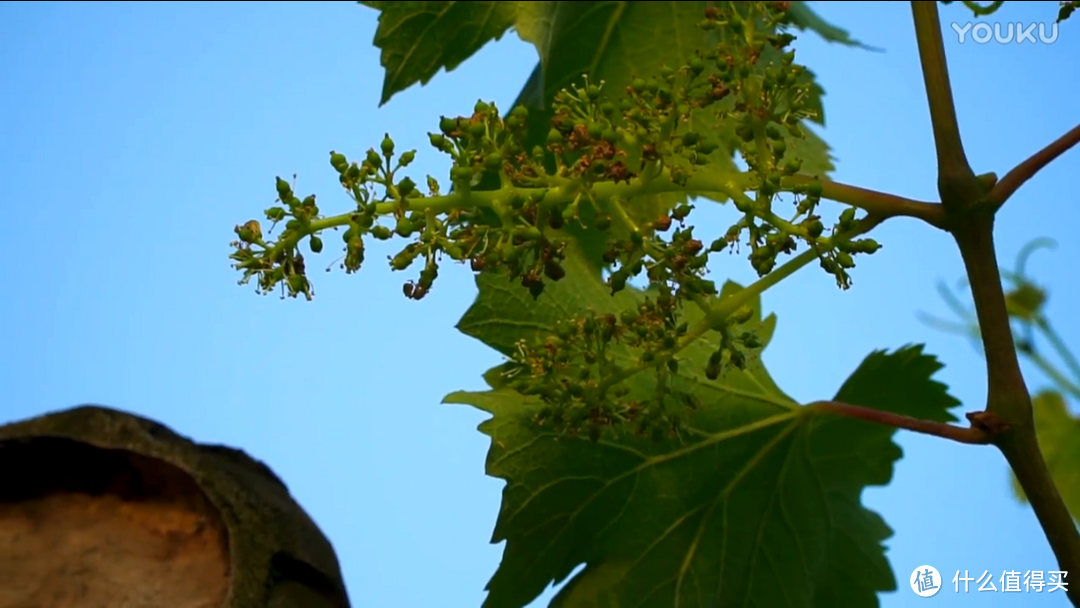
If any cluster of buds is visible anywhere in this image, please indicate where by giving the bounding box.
[501,294,766,442]
[229,1,886,438]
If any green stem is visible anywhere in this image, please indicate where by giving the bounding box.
[709,247,816,325]
[597,315,712,394]
[709,214,883,324]
[910,1,981,208]
[782,175,946,228]
[268,164,938,260]
[597,226,867,393]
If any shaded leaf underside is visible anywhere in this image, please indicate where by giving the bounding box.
[446,244,960,608]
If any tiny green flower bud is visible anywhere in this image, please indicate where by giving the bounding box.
[264,206,286,222]
[235,220,261,244]
[396,177,416,197]
[345,163,362,182]
[366,149,382,169]
[839,207,857,229]
[275,177,291,197]
[731,305,754,325]
[330,152,348,173]
[854,238,881,254]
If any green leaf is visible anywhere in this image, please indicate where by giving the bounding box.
[360,1,522,105]
[1011,390,1080,519]
[786,1,879,50]
[448,244,959,608]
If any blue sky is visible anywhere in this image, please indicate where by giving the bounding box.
[2,1,1077,606]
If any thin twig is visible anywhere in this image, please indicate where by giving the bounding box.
[806,400,992,444]
[990,123,1080,209]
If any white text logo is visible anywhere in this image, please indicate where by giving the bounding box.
[951,21,1059,44]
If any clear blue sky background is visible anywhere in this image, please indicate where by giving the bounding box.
[2,1,1077,606]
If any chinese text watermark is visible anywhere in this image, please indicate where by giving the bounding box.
[910,566,1069,596]
[953,570,1068,593]
[951,21,1060,44]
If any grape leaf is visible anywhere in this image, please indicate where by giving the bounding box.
[1011,390,1080,519]
[448,245,960,608]
[358,1,522,105]
[786,1,878,50]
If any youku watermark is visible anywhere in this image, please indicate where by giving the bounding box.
[951,21,1060,44]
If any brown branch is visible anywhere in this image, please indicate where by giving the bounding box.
[822,179,947,229]
[911,1,981,209]
[951,213,1031,418]
[989,122,1080,209]
[806,400,992,445]
[999,431,1080,608]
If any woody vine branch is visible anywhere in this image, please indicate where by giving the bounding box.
[912,2,1080,605]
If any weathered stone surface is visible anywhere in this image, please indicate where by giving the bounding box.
[0,405,350,608]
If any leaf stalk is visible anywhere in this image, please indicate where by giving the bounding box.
[806,400,991,445]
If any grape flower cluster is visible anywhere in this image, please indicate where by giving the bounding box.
[229,1,881,441]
